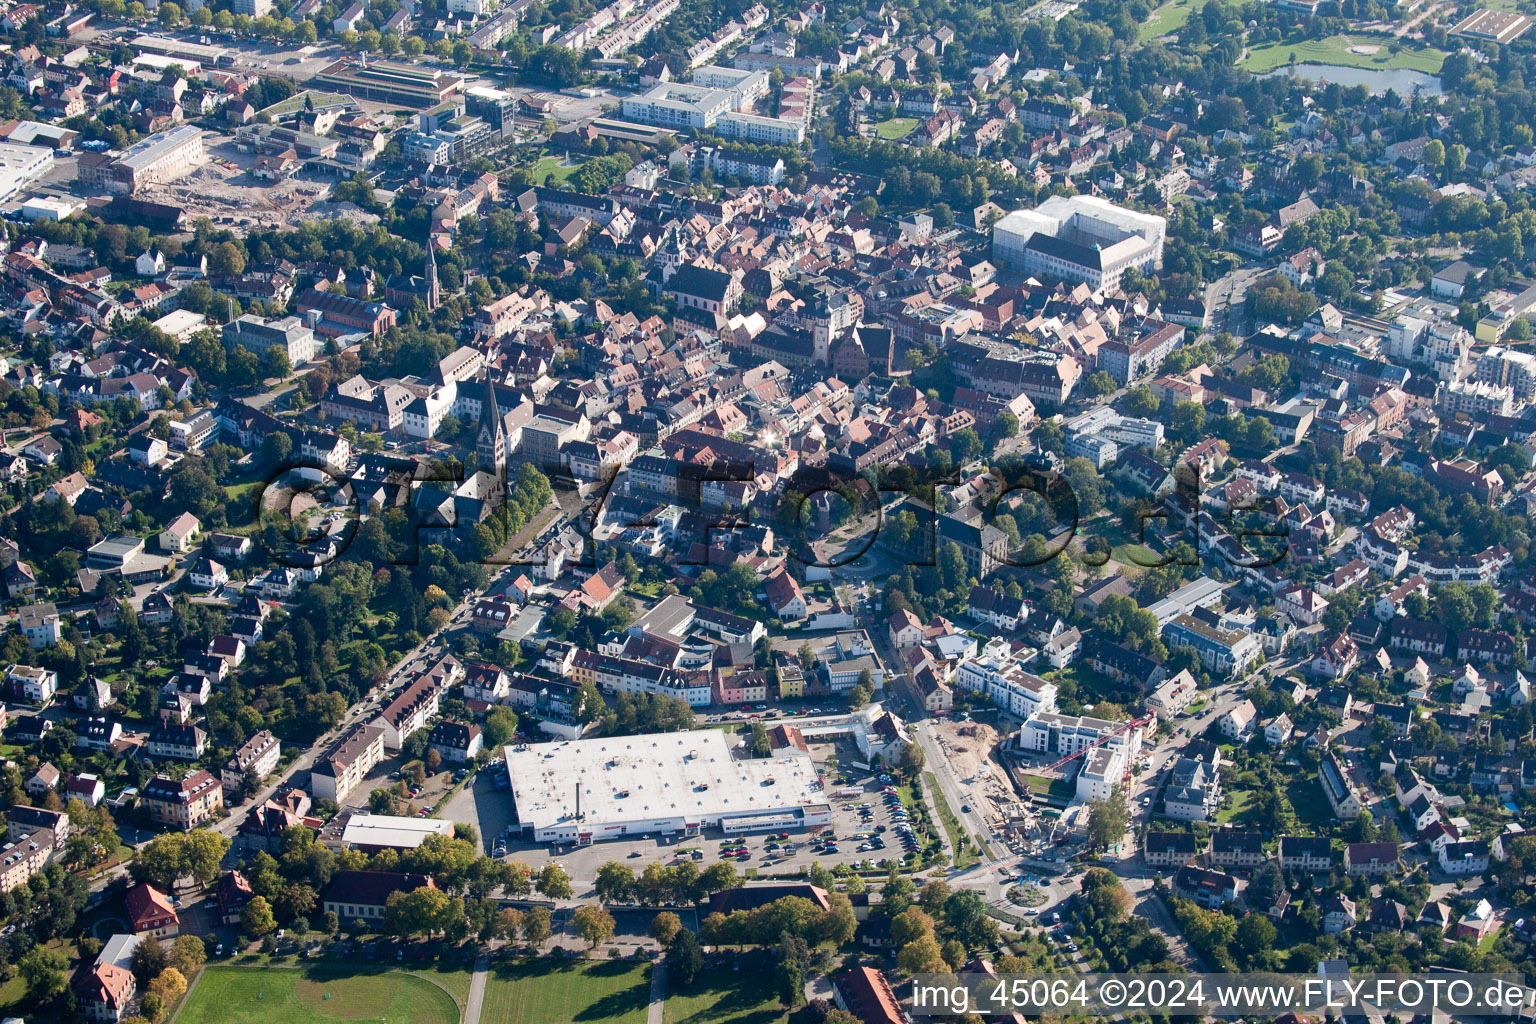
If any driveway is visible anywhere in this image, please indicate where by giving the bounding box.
[441,769,520,854]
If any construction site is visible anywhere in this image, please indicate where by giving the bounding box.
[130,135,362,230]
[995,710,1151,859]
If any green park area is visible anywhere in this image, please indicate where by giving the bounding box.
[480,958,651,1024]
[665,965,790,1024]
[532,154,581,184]
[176,965,462,1024]
[1238,34,1446,75]
[1139,0,1193,41]
[1110,543,1158,568]
[874,117,919,140]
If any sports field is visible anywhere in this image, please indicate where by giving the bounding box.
[176,965,462,1024]
[479,958,651,1024]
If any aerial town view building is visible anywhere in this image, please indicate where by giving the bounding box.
[0,0,1534,1022]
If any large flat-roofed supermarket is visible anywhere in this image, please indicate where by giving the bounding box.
[504,729,830,843]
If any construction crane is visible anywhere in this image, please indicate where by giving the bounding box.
[1037,715,1152,787]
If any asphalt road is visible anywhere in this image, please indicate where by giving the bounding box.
[1204,265,1267,334]
[911,718,1000,860]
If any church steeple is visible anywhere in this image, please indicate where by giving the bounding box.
[425,245,440,310]
[476,372,504,480]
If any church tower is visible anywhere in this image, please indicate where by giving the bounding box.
[425,245,440,310]
[475,373,505,481]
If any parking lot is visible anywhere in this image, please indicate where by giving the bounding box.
[334,747,468,814]
[441,763,927,889]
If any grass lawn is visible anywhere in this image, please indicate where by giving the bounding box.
[1216,789,1254,824]
[1138,0,1192,41]
[532,154,581,184]
[1285,775,1333,828]
[1239,34,1445,74]
[873,117,919,140]
[665,966,788,1024]
[1110,543,1158,568]
[1023,773,1052,793]
[479,958,651,1024]
[924,771,981,869]
[1024,773,1076,800]
[224,476,266,506]
[176,965,462,1024]
[1051,662,1138,709]
[414,964,476,1007]
[0,971,25,1019]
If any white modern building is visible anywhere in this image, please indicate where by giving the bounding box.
[621,83,732,130]
[690,65,770,106]
[954,638,1058,719]
[152,309,209,343]
[717,110,806,144]
[1146,577,1226,627]
[1018,711,1144,761]
[1076,745,1125,802]
[1475,345,1536,401]
[502,729,832,844]
[992,195,1166,292]
[21,196,84,221]
[0,142,54,202]
[6,663,57,705]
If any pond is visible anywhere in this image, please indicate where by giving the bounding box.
[1258,63,1442,96]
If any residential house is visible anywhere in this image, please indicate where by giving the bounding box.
[124,883,179,938]
[140,770,223,830]
[1144,831,1197,867]
[1344,841,1400,877]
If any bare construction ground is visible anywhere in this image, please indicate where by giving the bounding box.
[132,138,362,231]
[932,717,1004,778]
[928,717,1017,817]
